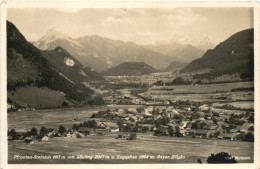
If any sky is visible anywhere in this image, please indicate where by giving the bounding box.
[7,8,253,45]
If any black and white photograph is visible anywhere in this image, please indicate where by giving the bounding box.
[0,1,259,168]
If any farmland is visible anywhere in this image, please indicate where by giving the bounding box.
[7,105,140,130]
[8,132,253,164]
[7,80,254,164]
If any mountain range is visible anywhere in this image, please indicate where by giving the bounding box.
[7,21,104,109]
[34,30,174,72]
[180,28,254,80]
[7,19,254,110]
[169,34,217,52]
[143,43,204,72]
[143,43,204,64]
[33,29,213,73]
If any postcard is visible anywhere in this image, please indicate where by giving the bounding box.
[1,1,259,169]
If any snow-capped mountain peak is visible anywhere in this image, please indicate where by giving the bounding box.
[33,28,85,50]
[170,34,218,52]
[41,28,69,41]
[34,28,72,50]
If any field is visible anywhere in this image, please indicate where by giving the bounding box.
[7,105,140,130]
[8,132,253,164]
[146,82,254,110]
[149,81,253,94]
[8,104,254,164]
[7,81,254,164]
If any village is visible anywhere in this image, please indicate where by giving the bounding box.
[8,100,254,144]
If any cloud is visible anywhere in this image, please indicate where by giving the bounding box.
[7,8,253,45]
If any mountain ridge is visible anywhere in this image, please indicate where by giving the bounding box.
[33,30,173,72]
[7,21,104,109]
[102,62,158,76]
[180,28,254,80]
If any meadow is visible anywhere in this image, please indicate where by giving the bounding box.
[149,81,253,94]
[7,105,140,130]
[8,132,253,164]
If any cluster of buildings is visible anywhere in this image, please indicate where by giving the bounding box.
[88,104,254,141]
[8,103,254,143]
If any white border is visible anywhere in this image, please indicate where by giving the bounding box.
[1,1,260,169]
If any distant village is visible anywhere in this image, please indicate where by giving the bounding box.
[8,101,254,144]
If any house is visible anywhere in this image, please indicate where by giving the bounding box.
[97,121,119,130]
[7,104,15,110]
[153,114,162,120]
[66,132,73,137]
[180,121,190,130]
[76,132,85,138]
[69,131,84,138]
[117,109,125,114]
[16,129,29,135]
[131,116,138,121]
[219,133,240,141]
[24,137,33,143]
[144,109,152,117]
[238,123,253,133]
[199,104,209,111]
[134,98,144,104]
[186,107,192,112]
[128,108,138,114]
[195,130,213,139]
[25,107,35,111]
[47,132,54,137]
[179,130,186,136]
[105,122,119,128]
[128,114,134,118]
[66,131,77,138]
[109,126,120,132]
[97,121,106,128]
[203,124,218,130]
[165,100,170,105]
[95,126,109,134]
[47,129,59,137]
[41,136,49,142]
[78,127,87,133]
[216,126,224,134]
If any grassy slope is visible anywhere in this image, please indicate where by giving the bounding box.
[7,21,95,107]
[8,87,67,108]
[41,47,104,83]
[180,29,254,79]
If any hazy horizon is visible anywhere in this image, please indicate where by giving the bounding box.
[7,8,253,45]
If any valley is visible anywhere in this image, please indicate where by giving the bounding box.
[6,18,255,164]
